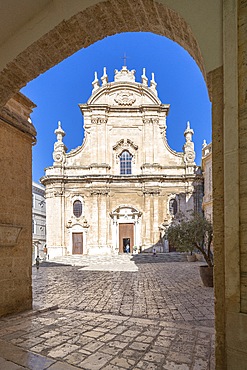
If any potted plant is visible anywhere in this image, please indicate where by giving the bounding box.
[166,212,213,287]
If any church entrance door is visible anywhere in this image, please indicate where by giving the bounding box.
[72,232,83,254]
[119,223,134,253]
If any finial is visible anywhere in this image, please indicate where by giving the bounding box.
[54,120,65,141]
[184,121,194,142]
[92,71,100,92]
[101,67,108,85]
[150,72,157,95]
[141,68,148,86]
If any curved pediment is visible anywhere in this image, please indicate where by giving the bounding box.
[88,82,162,107]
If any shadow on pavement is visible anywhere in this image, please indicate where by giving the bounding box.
[32,261,72,268]
[130,252,187,264]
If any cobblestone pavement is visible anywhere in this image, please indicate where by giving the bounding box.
[0,255,215,369]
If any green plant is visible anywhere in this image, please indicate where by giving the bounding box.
[166,212,213,267]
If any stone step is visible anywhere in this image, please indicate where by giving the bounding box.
[46,252,188,266]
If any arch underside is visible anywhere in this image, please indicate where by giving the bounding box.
[0,0,208,109]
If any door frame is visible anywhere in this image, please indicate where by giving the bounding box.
[119,222,134,253]
[72,232,83,254]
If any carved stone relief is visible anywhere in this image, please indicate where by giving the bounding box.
[114,91,136,106]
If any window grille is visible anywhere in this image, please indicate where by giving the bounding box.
[120,151,132,175]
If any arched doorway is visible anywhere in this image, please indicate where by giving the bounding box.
[110,205,142,253]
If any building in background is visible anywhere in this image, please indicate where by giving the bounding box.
[32,182,46,261]
[201,141,212,222]
[41,66,203,258]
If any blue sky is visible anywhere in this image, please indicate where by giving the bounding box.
[21,32,212,183]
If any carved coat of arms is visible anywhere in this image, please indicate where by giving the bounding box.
[114,91,136,105]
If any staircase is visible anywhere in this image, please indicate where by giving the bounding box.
[46,252,188,267]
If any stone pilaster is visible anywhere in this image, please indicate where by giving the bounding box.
[209,65,225,370]
[0,93,35,317]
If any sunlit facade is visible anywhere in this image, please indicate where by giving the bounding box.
[41,66,203,257]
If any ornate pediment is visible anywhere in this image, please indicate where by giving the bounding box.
[113,138,138,152]
[113,138,138,164]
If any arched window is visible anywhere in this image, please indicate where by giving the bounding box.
[169,199,178,216]
[120,151,132,175]
[73,200,82,218]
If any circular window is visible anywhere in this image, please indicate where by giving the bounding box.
[73,200,82,218]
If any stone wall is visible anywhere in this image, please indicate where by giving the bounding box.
[0,93,36,317]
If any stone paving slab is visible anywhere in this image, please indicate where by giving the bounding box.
[0,309,214,370]
[0,256,215,369]
[32,260,214,325]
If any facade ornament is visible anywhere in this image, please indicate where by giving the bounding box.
[83,218,89,228]
[113,138,138,163]
[114,65,136,82]
[202,140,211,157]
[67,219,72,228]
[101,67,108,85]
[92,71,100,93]
[150,72,157,95]
[91,117,108,125]
[142,189,160,195]
[54,190,63,197]
[141,68,148,86]
[114,91,136,106]
[183,121,196,165]
[90,189,109,196]
[143,117,159,125]
[53,121,67,165]
[159,124,166,136]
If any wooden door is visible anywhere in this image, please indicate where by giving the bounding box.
[119,223,134,253]
[72,232,83,254]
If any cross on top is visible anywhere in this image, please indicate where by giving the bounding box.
[122,53,128,66]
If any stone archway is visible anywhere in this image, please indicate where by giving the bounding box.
[0,0,221,364]
[0,0,207,110]
[1,1,246,368]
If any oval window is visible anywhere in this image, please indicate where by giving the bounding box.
[73,200,82,218]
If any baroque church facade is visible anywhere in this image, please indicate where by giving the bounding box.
[41,66,203,258]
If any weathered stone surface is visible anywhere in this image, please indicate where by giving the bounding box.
[0,93,35,317]
[0,256,214,369]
